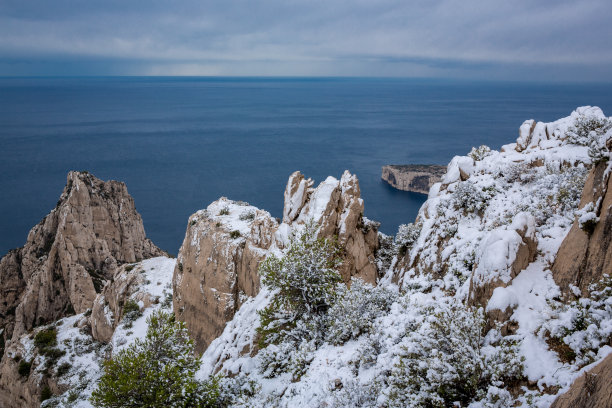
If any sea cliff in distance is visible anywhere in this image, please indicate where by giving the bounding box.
[381,164,446,195]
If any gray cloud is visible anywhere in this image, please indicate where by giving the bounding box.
[0,0,611,80]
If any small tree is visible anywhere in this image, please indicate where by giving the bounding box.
[256,221,342,377]
[260,221,342,318]
[91,310,218,408]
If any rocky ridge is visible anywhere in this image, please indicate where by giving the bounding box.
[173,170,379,353]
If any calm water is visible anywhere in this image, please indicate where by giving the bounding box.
[1,77,612,254]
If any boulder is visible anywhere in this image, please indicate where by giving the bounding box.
[551,353,612,408]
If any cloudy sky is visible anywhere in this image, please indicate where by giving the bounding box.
[1,0,611,80]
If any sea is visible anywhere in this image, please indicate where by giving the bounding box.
[1,77,612,255]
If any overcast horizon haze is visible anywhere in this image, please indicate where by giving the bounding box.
[1,0,611,82]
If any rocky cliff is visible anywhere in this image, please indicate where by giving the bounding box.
[173,170,379,353]
[381,164,446,195]
[0,171,166,407]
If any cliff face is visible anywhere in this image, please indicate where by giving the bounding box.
[552,159,612,296]
[173,170,379,353]
[0,171,164,345]
[173,199,278,353]
[381,164,446,195]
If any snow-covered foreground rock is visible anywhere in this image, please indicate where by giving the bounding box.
[196,106,612,407]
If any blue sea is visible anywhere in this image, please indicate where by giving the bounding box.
[1,77,612,255]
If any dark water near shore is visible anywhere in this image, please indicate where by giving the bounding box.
[1,77,612,254]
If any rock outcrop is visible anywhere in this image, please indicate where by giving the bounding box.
[90,261,166,343]
[551,352,612,408]
[280,171,379,284]
[0,171,164,347]
[552,160,612,296]
[173,199,278,353]
[381,165,446,195]
[173,171,379,352]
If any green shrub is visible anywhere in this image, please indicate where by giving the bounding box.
[218,207,230,216]
[34,328,57,351]
[56,362,71,377]
[124,264,135,272]
[40,385,53,402]
[18,360,32,377]
[257,221,342,379]
[229,230,241,239]
[91,310,219,408]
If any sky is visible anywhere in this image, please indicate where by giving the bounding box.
[0,0,611,81]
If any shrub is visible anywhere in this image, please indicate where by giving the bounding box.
[121,299,142,328]
[541,275,612,367]
[91,310,219,408]
[257,221,342,378]
[239,211,256,221]
[395,222,421,256]
[56,362,71,377]
[375,233,396,273]
[385,303,524,407]
[259,221,341,318]
[229,230,241,239]
[326,279,397,345]
[124,264,135,272]
[40,385,53,402]
[469,145,492,161]
[218,207,230,216]
[565,115,612,146]
[34,328,58,351]
[451,181,495,213]
[18,360,32,377]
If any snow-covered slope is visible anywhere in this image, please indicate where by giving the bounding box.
[195,106,612,407]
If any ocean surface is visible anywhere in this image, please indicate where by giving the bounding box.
[1,77,612,255]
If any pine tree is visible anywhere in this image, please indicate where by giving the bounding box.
[91,310,218,408]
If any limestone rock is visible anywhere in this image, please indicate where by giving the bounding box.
[551,352,612,408]
[173,171,379,352]
[90,262,159,343]
[381,165,446,195]
[552,160,612,296]
[0,171,164,346]
[283,171,379,284]
[173,199,278,353]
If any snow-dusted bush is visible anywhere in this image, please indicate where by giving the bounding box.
[577,201,600,233]
[259,221,342,318]
[239,210,255,221]
[329,379,381,408]
[326,279,398,345]
[451,181,496,213]
[385,303,524,408]
[503,162,534,185]
[395,222,421,256]
[565,115,611,146]
[257,222,342,378]
[531,165,588,226]
[469,145,492,161]
[375,233,396,272]
[217,374,260,407]
[542,275,612,367]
